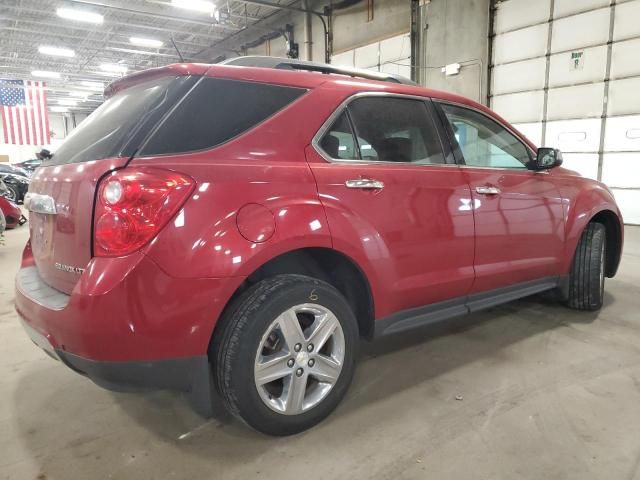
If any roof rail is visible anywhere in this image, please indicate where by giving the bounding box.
[221,56,417,86]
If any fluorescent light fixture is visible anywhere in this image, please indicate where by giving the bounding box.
[99,63,128,74]
[129,37,163,48]
[80,81,104,90]
[38,45,75,57]
[68,91,90,98]
[58,99,78,106]
[50,106,69,113]
[171,0,217,15]
[32,70,61,79]
[56,7,104,24]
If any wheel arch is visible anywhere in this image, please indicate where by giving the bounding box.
[589,209,623,277]
[210,247,376,347]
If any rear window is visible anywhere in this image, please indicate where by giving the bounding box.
[44,75,198,166]
[139,78,307,156]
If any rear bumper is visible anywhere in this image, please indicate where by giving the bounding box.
[15,248,245,415]
[19,317,213,415]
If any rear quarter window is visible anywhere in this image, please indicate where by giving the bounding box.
[139,77,307,156]
[44,76,197,166]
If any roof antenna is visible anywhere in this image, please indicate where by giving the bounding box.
[170,35,185,62]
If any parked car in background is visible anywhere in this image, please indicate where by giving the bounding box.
[13,159,41,175]
[0,172,30,204]
[0,164,29,178]
[0,186,24,230]
[14,150,52,176]
[15,59,624,436]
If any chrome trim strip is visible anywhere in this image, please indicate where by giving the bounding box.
[24,192,57,215]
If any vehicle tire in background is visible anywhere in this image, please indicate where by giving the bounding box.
[567,222,607,311]
[212,274,358,436]
[5,186,18,203]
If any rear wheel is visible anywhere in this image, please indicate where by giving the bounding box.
[567,222,606,311]
[212,275,358,436]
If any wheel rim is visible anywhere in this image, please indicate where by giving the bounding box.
[254,303,345,415]
[6,187,16,202]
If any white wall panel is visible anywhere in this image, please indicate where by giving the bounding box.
[602,153,640,188]
[611,189,640,224]
[610,38,640,79]
[494,0,550,34]
[331,50,354,67]
[546,83,605,120]
[493,24,548,64]
[491,90,545,123]
[380,33,410,64]
[604,115,640,151]
[550,8,610,53]
[613,0,640,41]
[548,45,607,87]
[380,62,411,79]
[492,58,546,95]
[560,153,600,180]
[545,119,602,152]
[608,77,640,116]
[512,122,543,147]
[354,43,379,69]
[554,0,610,18]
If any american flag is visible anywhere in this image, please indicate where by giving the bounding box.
[0,79,50,145]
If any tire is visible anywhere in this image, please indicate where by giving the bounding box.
[212,274,358,436]
[0,209,5,235]
[567,222,606,311]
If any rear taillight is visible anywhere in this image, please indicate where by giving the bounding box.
[94,168,194,257]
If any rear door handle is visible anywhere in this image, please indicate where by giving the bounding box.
[345,179,384,190]
[475,186,501,195]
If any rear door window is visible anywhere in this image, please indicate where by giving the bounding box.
[44,76,197,166]
[139,78,307,156]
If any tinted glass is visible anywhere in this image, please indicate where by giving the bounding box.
[440,104,530,168]
[319,112,359,160]
[45,76,196,166]
[347,97,444,164]
[141,78,306,156]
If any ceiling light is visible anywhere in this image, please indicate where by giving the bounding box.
[56,7,104,24]
[171,0,217,15]
[38,45,75,57]
[58,99,78,106]
[99,63,128,74]
[51,106,69,113]
[32,70,61,79]
[80,81,104,90]
[68,91,90,98]
[129,37,163,48]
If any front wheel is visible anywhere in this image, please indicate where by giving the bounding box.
[567,222,606,311]
[212,275,358,436]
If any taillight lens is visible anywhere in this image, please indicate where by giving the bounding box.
[94,168,194,257]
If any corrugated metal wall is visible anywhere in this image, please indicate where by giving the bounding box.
[491,0,640,224]
[331,32,412,79]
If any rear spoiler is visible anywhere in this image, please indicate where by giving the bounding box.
[104,63,212,98]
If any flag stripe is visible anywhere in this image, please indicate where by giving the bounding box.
[42,83,50,144]
[1,107,10,144]
[27,81,37,145]
[32,82,42,145]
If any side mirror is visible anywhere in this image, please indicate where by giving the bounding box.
[531,147,563,171]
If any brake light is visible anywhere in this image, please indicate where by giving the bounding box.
[94,168,194,257]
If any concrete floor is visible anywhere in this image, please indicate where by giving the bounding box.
[1,224,640,480]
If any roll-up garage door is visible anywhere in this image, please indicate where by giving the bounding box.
[491,0,640,224]
[331,32,412,79]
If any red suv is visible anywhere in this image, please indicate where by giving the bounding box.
[15,58,623,435]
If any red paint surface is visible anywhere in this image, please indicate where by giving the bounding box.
[15,63,624,363]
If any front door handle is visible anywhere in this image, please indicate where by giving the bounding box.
[345,179,384,190]
[475,185,501,195]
